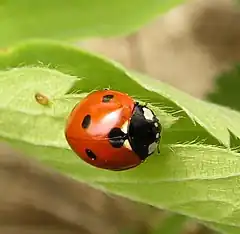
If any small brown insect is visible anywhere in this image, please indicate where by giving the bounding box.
[34,92,50,106]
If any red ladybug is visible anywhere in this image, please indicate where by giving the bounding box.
[65,89,162,171]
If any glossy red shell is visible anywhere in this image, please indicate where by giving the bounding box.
[65,90,142,170]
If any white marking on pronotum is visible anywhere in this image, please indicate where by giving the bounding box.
[154,122,158,127]
[156,133,160,139]
[148,142,157,154]
[143,107,154,120]
[121,121,128,134]
[124,139,132,150]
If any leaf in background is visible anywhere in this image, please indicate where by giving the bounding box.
[151,213,187,234]
[0,0,187,47]
[1,41,240,233]
[120,214,188,234]
[206,64,240,111]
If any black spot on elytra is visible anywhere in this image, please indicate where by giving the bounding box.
[108,127,126,148]
[82,115,91,129]
[85,149,97,160]
[102,94,114,103]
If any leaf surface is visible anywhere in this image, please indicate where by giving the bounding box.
[0,41,240,233]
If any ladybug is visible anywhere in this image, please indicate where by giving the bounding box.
[65,89,162,171]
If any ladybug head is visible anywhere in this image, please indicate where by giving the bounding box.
[127,103,162,160]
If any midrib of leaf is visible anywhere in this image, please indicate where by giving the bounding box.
[0,109,68,148]
[38,144,240,183]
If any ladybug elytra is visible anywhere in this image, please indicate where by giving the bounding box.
[65,89,162,171]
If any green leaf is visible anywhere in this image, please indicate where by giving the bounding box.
[0,67,78,148]
[205,222,240,234]
[130,72,240,147]
[207,64,240,112]
[0,40,233,146]
[0,0,186,47]
[152,213,187,234]
[120,214,187,234]
[1,41,240,234]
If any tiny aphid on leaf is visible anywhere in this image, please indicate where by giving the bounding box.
[65,89,162,171]
[34,92,50,106]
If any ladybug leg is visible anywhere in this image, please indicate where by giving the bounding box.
[157,143,160,154]
[103,85,111,90]
[156,138,161,154]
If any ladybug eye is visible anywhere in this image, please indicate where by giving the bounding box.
[102,94,114,103]
[82,115,91,129]
[85,149,97,160]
